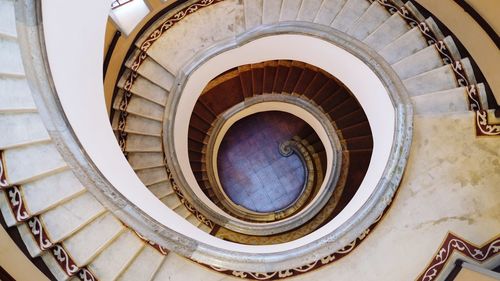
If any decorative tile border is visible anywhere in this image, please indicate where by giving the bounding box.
[376,0,499,136]
[0,151,9,189]
[416,232,500,281]
[206,213,385,280]
[6,186,29,222]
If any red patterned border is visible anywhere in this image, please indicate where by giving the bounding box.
[416,233,500,281]
[203,212,387,280]
[133,230,169,255]
[6,186,29,222]
[0,151,9,189]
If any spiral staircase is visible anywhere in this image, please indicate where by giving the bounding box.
[1,0,499,280]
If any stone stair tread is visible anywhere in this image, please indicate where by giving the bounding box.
[347,1,390,41]
[62,212,124,267]
[113,92,164,121]
[244,0,263,30]
[125,51,174,92]
[0,78,37,112]
[363,12,410,51]
[412,86,470,115]
[173,204,191,219]
[331,0,371,32]
[0,113,51,149]
[112,114,162,137]
[148,181,174,200]
[279,0,302,21]
[87,230,145,281]
[117,246,165,281]
[21,170,85,216]
[3,142,67,184]
[40,192,106,243]
[314,0,347,26]
[0,37,24,76]
[118,74,168,106]
[262,0,282,24]
[0,0,17,38]
[159,193,181,209]
[128,152,165,170]
[297,0,323,22]
[136,167,168,186]
[392,43,444,80]
[378,25,429,64]
[403,58,472,97]
[125,135,162,153]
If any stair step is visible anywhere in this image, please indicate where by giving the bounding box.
[263,61,278,94]
[125,51,174,91]
[251,63,264,96]
[293,66,317,95]
[21,170,85,217]
[314,0,347,26]
[282,61,305,94]
[331,0,371,32]
[113,91,164,121]
[341,121,371,139]
[117,246,165,281]
[40,251,74,281]
[160,193,181,209]
[411,86,471,115]
[244,0,263,30]
[344,135,373,150]
[128,152,164,170]
[3,142,67,185]
[279,0,302,21]
[378,24,429,64]
[62,212,125,267]
[272,60,291,94]
[0,78,37,113]
[40,192,106,243]
[311,79,341,105]
[363,12,410,51]
[0,113,50,149]
[112,113,162,137]
[137,167,168,186]
[392,42,444,80]
[335,108,367,129]
[263,0,282,24]
[0,0,17,38]
[297,0,323,22]
[174,204,192,218]
[347,1,390,41]
[88,230,145,281]
[0,37,24,75]
[118,74,168,106]
[303,72,329,99]
[403,58,472,97]
[125,135,162,153]
[149,181,174,199]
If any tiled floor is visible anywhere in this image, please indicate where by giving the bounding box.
[217,111,310,213]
